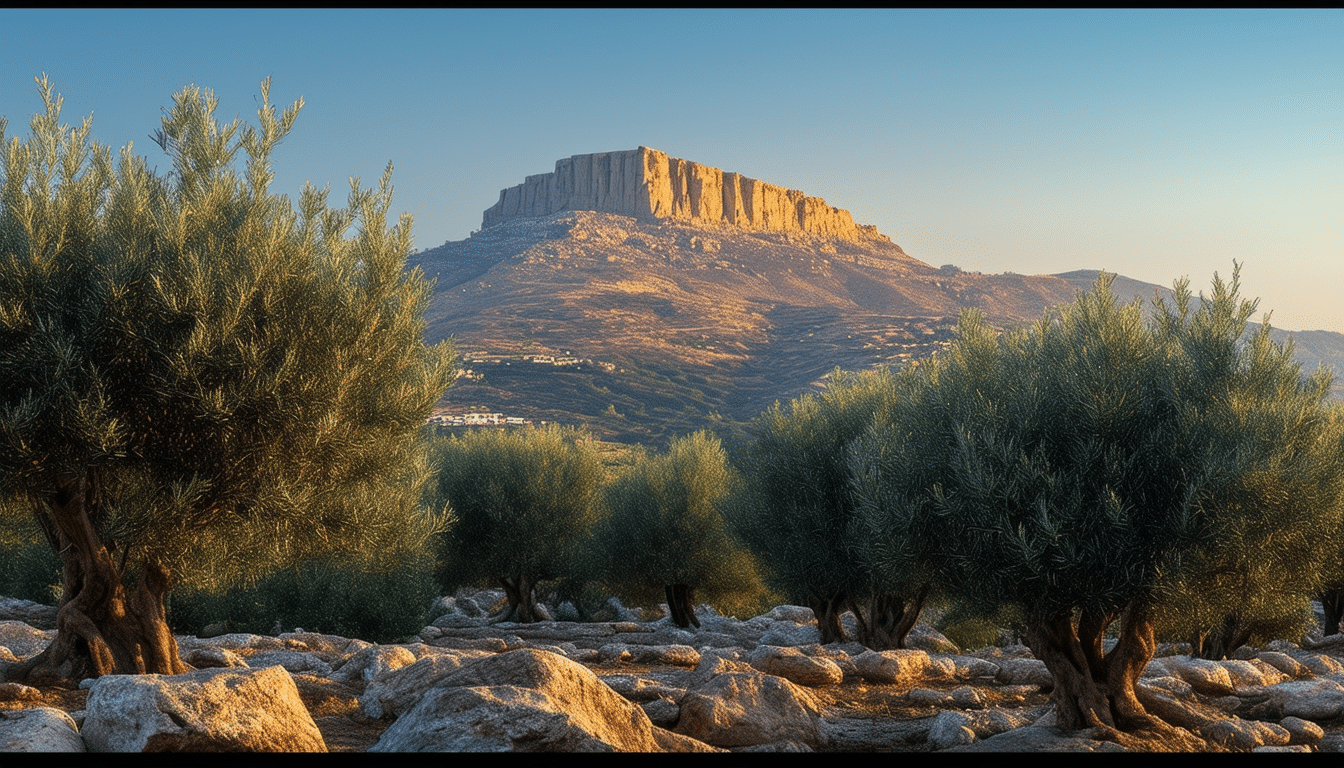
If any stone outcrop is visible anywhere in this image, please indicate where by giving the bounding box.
[80,665,326,752]
[481,147,885,242]
[6,591,1344,752]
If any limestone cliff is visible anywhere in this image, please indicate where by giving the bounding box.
[481,147,885,242]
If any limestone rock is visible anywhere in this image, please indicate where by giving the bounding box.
[481,148,886,243]
[81,665,325,752]
[1218,659,1288,689]
[748,645,844,688]
[0,707,84,752]
[179,647,248,670]
[907,624,960,654]
[1244,678,1344,721]
[370,649,669,752]
[1278,716,1324,746]
[1199,718,1291,751]
[761,605,814,624]
[1165,656,1237,696]
[0,598,57,630]
[853,649,932,685]
[992,657,1053,689]
[641,697,681,728]
[627,644,700,668]
[675,670,822,748]
[0,621,54,659]
[758,622,821,647]
[1255,651,1311,678]
[359,650,490,719]
[926,711,978,750]
[330,644,417,684]
[945,725,1128,753]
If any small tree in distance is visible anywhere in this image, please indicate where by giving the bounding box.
[0,77,455,685]
[730,367,936,649]
[591,431,771,627]
[429,425,606,623]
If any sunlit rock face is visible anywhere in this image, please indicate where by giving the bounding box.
[481,147,885,242]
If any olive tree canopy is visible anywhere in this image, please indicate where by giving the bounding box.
[852,270,1344,733]
[0,76,456,684]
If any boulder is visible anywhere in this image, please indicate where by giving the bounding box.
[853,649,932,685]
[330,644,417,684]
[1246,678,1344,722]
[0,598,57,630]
[370,649,671,752]
[1199,718,1291,751]
[758,622,820,648]
[906,624,960,654]
[760,605,815,624]
[81,665,325,752]
[992,657,1053,689]
[641,698,681,728]
[945,725,1128,752]
[0,621,53,660]
[360,650,491,719]
[1218,659,1287,689]
[1165,656,1236,696]
[1278,716,1324,747]
[675,669,822,748]
[1255,651,1311,678]
[0,707,84,752]
[179,647,248,670]
[748,646,844,687]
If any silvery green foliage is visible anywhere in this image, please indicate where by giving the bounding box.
[852,269,1344,634]
[429,425,606,591]
[730,366,927,606]
[593,431,769,614]
[0,76,455,591]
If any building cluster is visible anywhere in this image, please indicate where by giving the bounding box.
[428,413,534,428]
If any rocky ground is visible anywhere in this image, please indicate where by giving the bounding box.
[2,591,1343,752]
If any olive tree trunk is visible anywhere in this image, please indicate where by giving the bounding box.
[1320,585,1344,637]
[664,584,700,629]
[808,592,849,645]
[850,584,932,650]
[1024,604,1159,732]
[5,472,188,686]
[1189,614,1255,660]
[497,574,543,623]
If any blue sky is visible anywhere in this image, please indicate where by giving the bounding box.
[4,9,1341,331]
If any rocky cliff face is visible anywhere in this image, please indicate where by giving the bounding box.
[481,147,885,242]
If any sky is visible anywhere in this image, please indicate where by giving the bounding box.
[3,9,1341,332]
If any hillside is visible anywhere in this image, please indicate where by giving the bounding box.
[412,150,1344,446]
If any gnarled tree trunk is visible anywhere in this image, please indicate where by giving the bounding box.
[664,584,700,629]
[1319,584,1344,637]
[808,592,849,645]
[497,574,542,623]
[1189,614,1255,660]
[1024,603,1160,733]
[5,472,188,686]
[850,584,932,651]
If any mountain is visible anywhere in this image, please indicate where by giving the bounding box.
[413,149,1343,446]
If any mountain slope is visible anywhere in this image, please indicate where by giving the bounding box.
[411,214,1342,447]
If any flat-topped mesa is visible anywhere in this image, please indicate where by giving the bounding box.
[481,147,885,241]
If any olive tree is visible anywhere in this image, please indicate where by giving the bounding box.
[0,77,455,684]
[852,269,1344,733]
[731,367,935,648]
[590,431,769,627]
[428,425,606,623]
